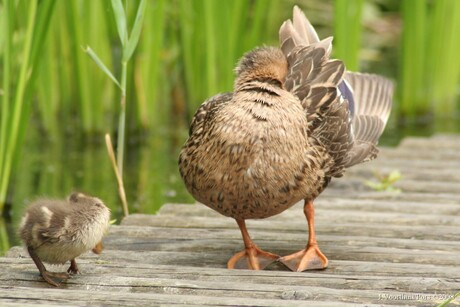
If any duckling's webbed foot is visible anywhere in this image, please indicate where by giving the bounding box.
[27,246,69,287]
[228,219,279,270]
[67,259,80,275]
[40,271,70,287]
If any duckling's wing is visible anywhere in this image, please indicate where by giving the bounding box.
[39,214,68,245]
[344,72,393,167]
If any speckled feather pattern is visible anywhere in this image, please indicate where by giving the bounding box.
[179,47,333,219]
[179,6,393,221]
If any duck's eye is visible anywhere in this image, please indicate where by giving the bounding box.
[95,203,103,208]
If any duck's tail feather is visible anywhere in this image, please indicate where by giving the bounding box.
[345,72,394,167]
[279,5,322,55]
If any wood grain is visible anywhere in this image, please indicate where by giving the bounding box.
[1,134,459,306]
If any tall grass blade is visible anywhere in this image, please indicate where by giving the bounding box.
[203,0,218,95]
[0,0,38,210]
[123,0,147,62]
[135,0,166,128]
[178,0,198,116]
[0,0,13,197]
[428,0,460,115]
[0,0,56,210]
[437,291,460,307]
[85,46,122,90]
[0,218,9,256]
[333,0,363,71]
[111,0,128,46]
[66,1,93,131]
[399,0,427,117]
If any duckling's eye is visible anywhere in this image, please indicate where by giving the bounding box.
[95,203,103,208]
[69,193,80,202]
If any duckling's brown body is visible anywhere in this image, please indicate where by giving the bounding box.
[19,192,110,286]
[179,6,393,271]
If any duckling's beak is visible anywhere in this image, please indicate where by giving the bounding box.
[92,241,104,254]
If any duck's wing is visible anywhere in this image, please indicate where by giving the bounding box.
[344,72,393,167]
[188,92,233,137]
[279,6,353,177]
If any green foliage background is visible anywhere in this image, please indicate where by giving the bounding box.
[0,0,459,216]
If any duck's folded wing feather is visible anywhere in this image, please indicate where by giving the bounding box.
[188,92,233,137]
[280,8,353,177]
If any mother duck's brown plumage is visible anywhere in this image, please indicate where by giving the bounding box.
[179,6,393,271]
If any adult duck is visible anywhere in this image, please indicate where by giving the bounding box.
[179,6,393,272]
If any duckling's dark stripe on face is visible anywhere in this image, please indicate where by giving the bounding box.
[241,86,280,97]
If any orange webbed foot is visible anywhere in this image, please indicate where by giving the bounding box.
[227,246,279,270]
[279,244,328,272]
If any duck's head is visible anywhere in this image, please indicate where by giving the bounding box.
[234,47,288,89]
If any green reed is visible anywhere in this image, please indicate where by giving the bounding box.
[136,0,166,128]
[177,0,282,118]
[399,0,427,116]
[427,0,460,115]
[85,0,147,216]
[399,0,460,118]
[438,291,460,307]
[2,0,460,215]
[0,217,9,256]
[333,0,364,71]
[0,0,56,212]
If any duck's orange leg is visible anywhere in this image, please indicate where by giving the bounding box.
[279,200,328,271]
[227,219,279,270]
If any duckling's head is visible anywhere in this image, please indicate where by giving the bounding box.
[234,46,288,89]
[68,192,111,222]
[68,192,106,209]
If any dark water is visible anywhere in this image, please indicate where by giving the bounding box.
[0,123,194,254]
[1,114,459,255]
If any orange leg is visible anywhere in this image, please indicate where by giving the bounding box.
[227,219,279,270]
[279,200,328,271]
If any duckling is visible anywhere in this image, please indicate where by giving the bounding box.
[19,192,110,286]
[179,6,393,272]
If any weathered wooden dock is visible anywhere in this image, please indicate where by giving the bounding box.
[1,134,459,306]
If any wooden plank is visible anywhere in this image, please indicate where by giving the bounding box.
[150,202,460,227]
[119,213,460,241]
[1,134,459,306]
[0,286,405,306]
[153,199,460,216]
[0,259,455,306]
